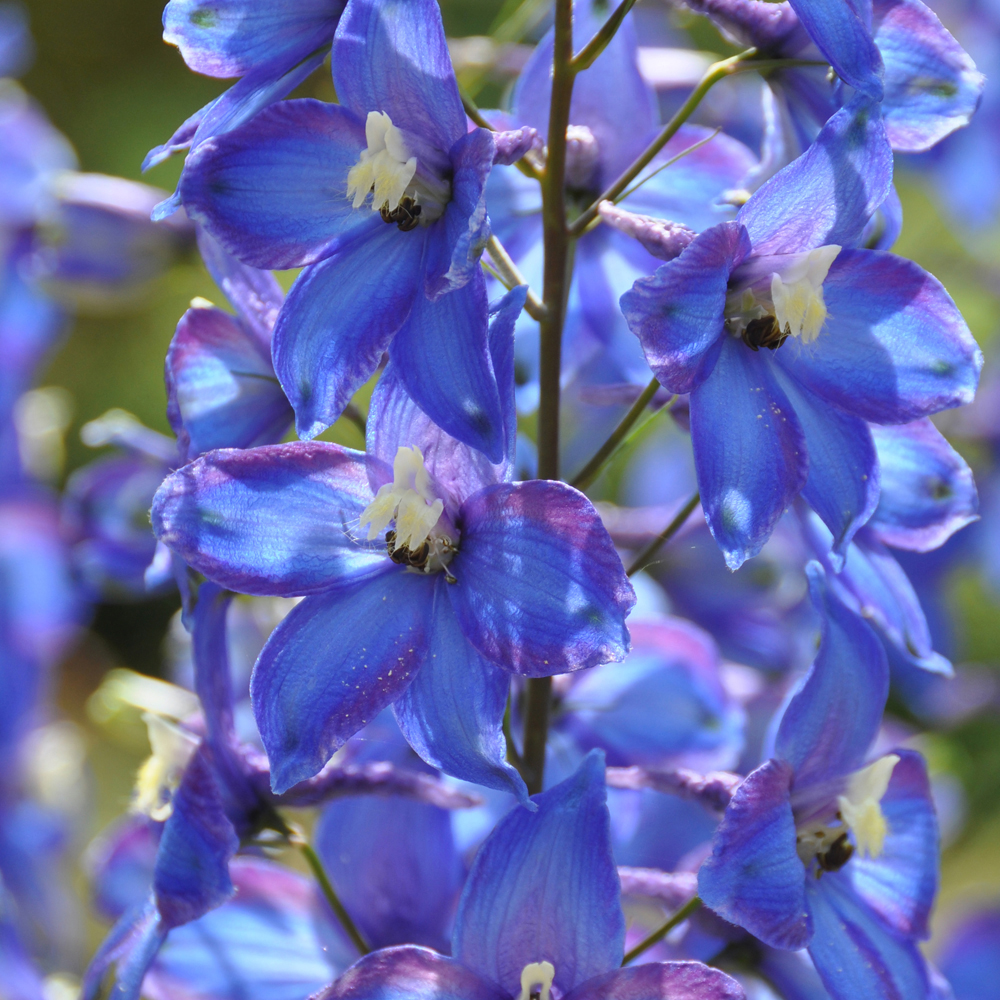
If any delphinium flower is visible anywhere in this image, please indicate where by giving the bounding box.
[699,564,940,999]
[179,0,530,459]
[152,288,635,800]
[484,0,757,414]
[82,582,478,1000]
[621,96,981,570]
[313,751,745,1000]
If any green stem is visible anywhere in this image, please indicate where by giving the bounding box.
[296,838,370,955]
[486,235,548,321]
[571,0,640,70]
[627,492,701,577]
[570,377,662,492]
[622,897,702,965]
[521,676,553,795]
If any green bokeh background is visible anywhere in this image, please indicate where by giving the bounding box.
[18,0,1000,969]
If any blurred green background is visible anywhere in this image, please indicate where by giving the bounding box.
[18,0,1000,965]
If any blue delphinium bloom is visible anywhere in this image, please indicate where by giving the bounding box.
[151,289,636,799]
[179,0,521,460]
[621,97,980,570]
[313,752,746,1000]
[937,908,1000,1000]
[486,0,757,408]
[699,564,940,999]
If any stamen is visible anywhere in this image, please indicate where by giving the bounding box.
[836,754,899,859]
[360,446,444,552]
[346,111,417,214]
[770,244,840,344]
[517,962,555,1000]
[133,712,198,821]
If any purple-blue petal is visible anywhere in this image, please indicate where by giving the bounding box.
[180,99,371,269]
[272,223,425,440]
[620,221,749,394]
[868,420,978,552]
[774,563,888,791]
[250,570,433,793]
[454,751,625,995]
[564,963,746,1000]
[450,481,635,677]
[737,96,892,254]
[316,946,509,1000]
[393,580,526,801]
[391,271,503,463]
[689,337,807,571]
[787,248,981,423]
[333,0,465,154]
[152,443,384,596]
[698,758,811,950]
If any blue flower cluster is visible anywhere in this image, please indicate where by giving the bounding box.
[6,0,1000,998]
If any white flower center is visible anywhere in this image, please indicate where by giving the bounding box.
[517,962,555,1000]
[359,446,458,576]
[133,712,198,821]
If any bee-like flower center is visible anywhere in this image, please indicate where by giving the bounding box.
[359,445,458,578]
[727,244,840,351]
[795,754,899,873]
[346,112,451,228]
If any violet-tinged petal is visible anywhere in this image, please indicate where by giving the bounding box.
[88,817,160,922]
[875,0,984,153]
[737,97,892,254]
[864,183,904,251]
[165,304,293,462]
[191,582,235,746]
[454,751,625,994]
[393,581,526,802]
[620,221,750,394]
[250,570,432,793]
[786,0,883,99]
[689,336,807,571]
[450,481,635,677]
[333,0,466,153]
[617,868,699,910]
[775,369,880,566]
[316,946,509,1000]
[111,912,169,1000]
[698,758,811,950]
[774,563,888,790]
[868,420,978,552]
[598,203,697,263]
[846,749,938,940]
[153,748,238,929]
[180,99,371,269]
[806,872,931,1000]
[152,443,384,596]
[425,128,495,297]
[391,270,504,463]
[82,899,158,1000]
[146,858,344,1000]
[163,0,343,78]
[493,127,537,166]
[788,249,981,422]
[938,911,1000,1000]
[316,785,463,952]
[563,963,746,1000]
[196,226,283,340]
[272,223,425,441]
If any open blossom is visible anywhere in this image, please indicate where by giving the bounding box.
[178,0,526,460]
[699,565,940,1000]
[151,289,635,799]
[621,97,981,570]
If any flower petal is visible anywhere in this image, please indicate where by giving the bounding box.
[773,563,888,791]
[737,97,892,255]
[250,571,432,793]
[698,758,811,950]
[689,337,807,571]
[620,221,749,394]
[393,581,527,802]
[391,271,504,464]
[333,0,465,154]
[152,443,384,596]
[316,947,509,1000]
[786,248,981,423]
[272,224,424,441]
[180,99,372,269]
[454,751,625,995]
[563,963,745,1000]
[450,481,635,677]
[806,871,931,1000]
[868,420,978,552]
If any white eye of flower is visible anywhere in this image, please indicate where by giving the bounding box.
[836,754,899,860]
[133,712,199,821]
[346,111,417,214]
[517,962,555,1000]
[770,244,841,344]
